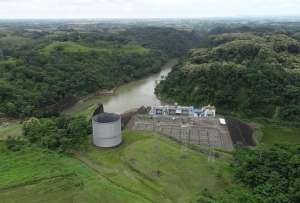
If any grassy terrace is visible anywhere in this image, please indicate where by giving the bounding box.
[41,41,150,56]
[0,121,22,140]
[260,125,300,144]
[0,131,232,203]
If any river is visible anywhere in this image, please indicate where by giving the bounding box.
[63,59,178,116]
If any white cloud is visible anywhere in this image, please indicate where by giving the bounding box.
[0,0,300,19]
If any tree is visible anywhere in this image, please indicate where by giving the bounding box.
[5,136,24,151]
[23,116,89,152]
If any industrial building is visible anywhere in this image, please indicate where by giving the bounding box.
[92,112,122,148]
[149,105,216,118]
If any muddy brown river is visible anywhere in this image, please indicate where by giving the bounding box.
[63,59,178,115]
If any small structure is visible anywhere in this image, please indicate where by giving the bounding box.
[92,112,122,148]
[219,118,226,125]
[150,104,216,118]
[150,105,194,117]
[202,105,216,117]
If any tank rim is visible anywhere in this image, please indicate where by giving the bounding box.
[93,112,121,123]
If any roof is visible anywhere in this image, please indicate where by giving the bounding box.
[204,105,216,110]
[176,109,182,114]
[219,118,226,125]
[93,113,120,123]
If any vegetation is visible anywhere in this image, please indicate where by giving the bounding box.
[23,116,89,152]
[260,125,300,144]
[1,20,300,203]
[0,26,205,118]
[0,30,162,118]
[0,120,22,140]
[156,33,300,121]
[0,131,232,203]
[153,30,300,203]
[196,145,300,203]
[0,140,148,203]
[123,27,207,57]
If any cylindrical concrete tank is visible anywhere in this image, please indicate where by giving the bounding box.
[92,113,122,148]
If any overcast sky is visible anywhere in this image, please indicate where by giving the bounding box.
[0,0,300,19]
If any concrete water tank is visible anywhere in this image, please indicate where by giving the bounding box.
[92,113,122,148]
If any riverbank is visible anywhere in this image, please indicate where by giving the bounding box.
[62,59,178,117]
[0,59,178,140]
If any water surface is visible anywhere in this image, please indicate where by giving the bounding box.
[63,59,178,115]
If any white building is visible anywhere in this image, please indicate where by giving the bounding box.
[202,105,216,117]
[150,104,216,118]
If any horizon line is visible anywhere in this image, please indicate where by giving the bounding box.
[1,16,300,20]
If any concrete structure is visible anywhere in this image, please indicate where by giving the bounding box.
[150,105,194,117]
[219,118,226,125]
[202,105,216,117]
[150,105,216,118]
[131,115,233,150]
[92,112,122,148]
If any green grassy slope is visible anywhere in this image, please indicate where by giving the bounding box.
[0,131,232,203]
[260,125,300,144]
[0,121,22,140]
[41,41,150,56]
[0,141,154,203]
[41,41,107,55]
[71,131,232,203]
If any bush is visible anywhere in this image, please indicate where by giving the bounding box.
[23,116,89,152]
[5,136,24,151]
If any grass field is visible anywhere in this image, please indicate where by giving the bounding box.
[41,41,108,55]
[0,58,17,65]
[0,121,22,140]
[260,125,300,144]
[41,41,149,56]
[0,131,232,203]
[233,116,300,145]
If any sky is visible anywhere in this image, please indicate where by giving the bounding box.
[0,0,300,19]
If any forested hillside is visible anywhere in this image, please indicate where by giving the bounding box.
[0,27,202,118]
[1,20,300,203]
[196,144,300,203]
[123,27,207,57]
[156,33,300,121]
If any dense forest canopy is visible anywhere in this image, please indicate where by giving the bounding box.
[123,27,208,57]
[156,32,300,121]
[196,144,300,203]
[0,26,204,118]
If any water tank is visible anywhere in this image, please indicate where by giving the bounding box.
[92,113,122,148]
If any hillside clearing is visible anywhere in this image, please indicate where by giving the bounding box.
[0,121,22,140]
[41,41,150,56]
[260,125,300,144]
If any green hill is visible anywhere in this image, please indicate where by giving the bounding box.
[156,33,300,121]
[0,38,163,118]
